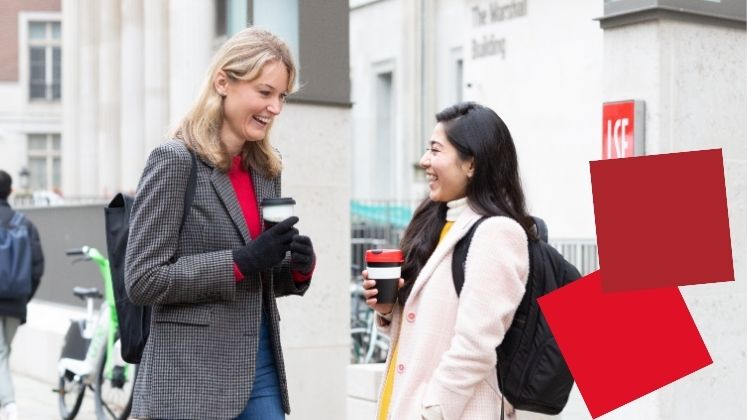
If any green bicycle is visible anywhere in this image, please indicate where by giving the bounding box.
[56,246,137,420]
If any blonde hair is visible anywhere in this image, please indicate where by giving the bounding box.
[172,27,296,177]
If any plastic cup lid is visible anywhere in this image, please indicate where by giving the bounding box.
[261,197,296,207]
[365,249,404,263]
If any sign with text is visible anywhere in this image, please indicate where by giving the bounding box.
[469,0,528,60]
[602,100,645,160]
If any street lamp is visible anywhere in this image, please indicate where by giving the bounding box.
[18,167,30,192]
[16,167,32,205]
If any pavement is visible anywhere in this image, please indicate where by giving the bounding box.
[11,371,98,420]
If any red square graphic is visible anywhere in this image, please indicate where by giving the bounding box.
[590,149,733,292]
[538,271,712,418]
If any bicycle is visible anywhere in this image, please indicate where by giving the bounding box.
[349,238,392,364]
[350,278,390,364]
[55,246,136,420]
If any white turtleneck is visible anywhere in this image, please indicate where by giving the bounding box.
[446,196,469,222]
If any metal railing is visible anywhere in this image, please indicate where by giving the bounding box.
[350,199,599,274]
[348,199,599,363]
[550,238,599,276]
[10,194,110,209]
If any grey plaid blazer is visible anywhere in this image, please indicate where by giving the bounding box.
[125,140,309,419]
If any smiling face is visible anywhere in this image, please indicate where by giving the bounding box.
[215,60,290,152]
[420,122,474,202]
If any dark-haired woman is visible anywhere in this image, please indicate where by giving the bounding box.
[362,102,533,420]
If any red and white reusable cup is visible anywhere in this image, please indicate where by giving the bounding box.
[365,249,404,304]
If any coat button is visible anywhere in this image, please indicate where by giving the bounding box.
[397,363,405,374]
[406,312,416,322]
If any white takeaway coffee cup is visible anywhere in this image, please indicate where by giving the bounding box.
[260,197,296,229]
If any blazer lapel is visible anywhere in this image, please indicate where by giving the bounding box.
[406,206,482,303]
[211,168,251,244]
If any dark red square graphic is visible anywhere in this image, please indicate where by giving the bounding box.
[538,271,712,418]
[590,149,733,292]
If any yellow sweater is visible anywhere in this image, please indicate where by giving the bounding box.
[377,221,454,420]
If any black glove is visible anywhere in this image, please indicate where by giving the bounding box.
[232,216,299,275]
[290,235,315,273]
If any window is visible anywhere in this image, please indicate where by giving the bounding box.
[27,134,61,191]
[375,71,394,198]
[253,0,299,73]
[455,58,464,103]
[213,0,299,84]
[215,0,251,38]
[28,21,61,100]
[450,47,464,104]
[215,0,228,37]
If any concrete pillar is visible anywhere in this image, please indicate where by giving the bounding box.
[599,7,746,420]
[120,0,145,193]
[61,0,79,197]
[76,0,99,196]
[399,0,422,201]
[168,0,215,128]
[97,0,121,197]
[144,0,170,161]
[271,103,351,420]
[419,0,437,148]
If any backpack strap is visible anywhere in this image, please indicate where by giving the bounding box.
[8,212,25,227]
[531,216,548,243]
[179,150,198,234]
[451,217,488,297]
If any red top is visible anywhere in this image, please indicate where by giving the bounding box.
[228,156,262,239]
[228,156,312,283]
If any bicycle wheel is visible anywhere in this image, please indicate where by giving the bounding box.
[350,323,368,363]
[57,369,85,420]
[93,348,137,420]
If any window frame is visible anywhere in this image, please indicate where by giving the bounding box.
[370,59,398,197]
[449,47,464,105]
[26,133,62,192]
[19,12,62,103]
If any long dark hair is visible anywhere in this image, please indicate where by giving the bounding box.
[398,102,535,304]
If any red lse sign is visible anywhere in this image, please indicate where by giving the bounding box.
[602,100,645,159]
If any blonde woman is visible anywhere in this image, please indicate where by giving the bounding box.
[125,28,316,420]
[362,103,532,419]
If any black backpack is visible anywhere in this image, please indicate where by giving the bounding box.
[452,216,581,416]
[104,151,197,364]
[0,212,32,299]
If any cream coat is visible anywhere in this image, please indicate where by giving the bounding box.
[376,206,529,420]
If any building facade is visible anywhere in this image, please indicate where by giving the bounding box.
[5,1,352,418]
[0,0,62,197]
[348,0,746,418]
[350,0,603,239]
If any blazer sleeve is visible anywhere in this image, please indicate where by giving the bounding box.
[422,217,529,419]
[270,160,310,298]
[125,142,236,305]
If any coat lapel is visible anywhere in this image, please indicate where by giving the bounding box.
[406,206,483,303]
[210,168,251,244]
